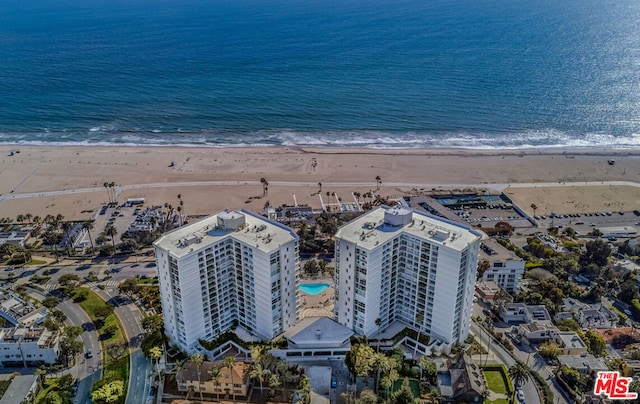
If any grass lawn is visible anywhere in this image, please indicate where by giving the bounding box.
[484,369,508,394]
[73,288,130,397]
[391,378,421,398]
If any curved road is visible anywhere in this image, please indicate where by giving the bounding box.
[96,288,152,404]
[28,287,102,404]
[28,264,153,404]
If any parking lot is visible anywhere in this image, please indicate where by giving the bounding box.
[451,203,532,228]
[534,210,640,237]
[91,203,148,246]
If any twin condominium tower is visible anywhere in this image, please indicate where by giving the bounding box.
[155,207,482,354]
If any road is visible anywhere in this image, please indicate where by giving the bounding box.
[28,287,102,404]
[97,287,153,404]
[470,322,542,404]
[26,260,154,404]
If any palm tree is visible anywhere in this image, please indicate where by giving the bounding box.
[25,213,33,224]
[375,318,382,351]
[375,175,381,190]
[16,214,24,225]
[177,194,185,222]
[104,182,109,203]
[249,362,271,393]
[251,344,267,365]
[149,347,162,380]
[317,182,322,194]
[530,203,538,218]
[380,376,392,400]
[388,369,399,397]
[260,177,268,196]
[297,374,311,404]
[82,221,95,254]
[269,373,282,401]
[372,353,392,393]
[61,221,73,253]
[207,366,221,401]
[104,224,118,251]
[109,182,116,203]
[191,353,205,401]
[508,362,530,389]
[223,355,237,402]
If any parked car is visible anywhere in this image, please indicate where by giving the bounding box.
[516,389,525,402]
[331,376,337,388]
[85,350,93,359]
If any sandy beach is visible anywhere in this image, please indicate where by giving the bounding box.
[0,146,639,220]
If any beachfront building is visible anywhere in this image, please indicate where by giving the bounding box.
[154,210,299,354]
[478,238,525,293]
[334,206,482,351]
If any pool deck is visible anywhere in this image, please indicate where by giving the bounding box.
[299,276,335,319]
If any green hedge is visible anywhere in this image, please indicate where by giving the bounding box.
[530,370,554,404]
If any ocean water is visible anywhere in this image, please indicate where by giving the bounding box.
[1,0,639,149]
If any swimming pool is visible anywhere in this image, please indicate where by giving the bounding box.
[299,283,330,296]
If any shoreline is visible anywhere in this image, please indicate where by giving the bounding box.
[2,143,640,156]
[1,145,639,220]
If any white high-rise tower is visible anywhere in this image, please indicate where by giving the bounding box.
[334,206,481,348]
[154,210,299,353]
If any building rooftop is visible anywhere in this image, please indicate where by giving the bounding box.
[557,332,587,349]
[284,317,353,348]
[154,209,297,258]
[479,238,523,262]
[0,375,37,404]
[0,290,47,327]
[475,281,501,298]
[557,354,607,373]
[0,328,58,347]
[599,226,638,235]
[335,206,481,251]
[519,322,557,334]
[526,305,552,323]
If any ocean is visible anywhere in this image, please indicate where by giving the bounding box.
[1,0,639,149]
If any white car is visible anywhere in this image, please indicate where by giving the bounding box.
[516,389,525,402]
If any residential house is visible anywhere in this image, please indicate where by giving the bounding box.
[0,327,60,366]
[437,353,485,403]
[478,239,524,292]
[557,354,607,374]
[177,360,251,398]
[499,304,552,325]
